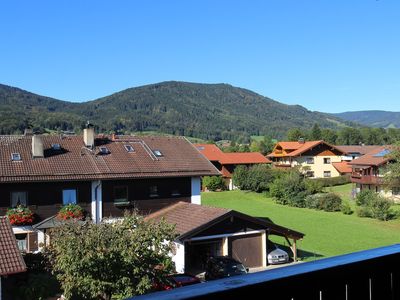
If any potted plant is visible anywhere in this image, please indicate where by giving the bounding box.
[7,205,35,226]
[57,203,84,220]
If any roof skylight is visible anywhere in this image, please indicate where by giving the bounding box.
[52,143,61,150]
[11,153,21,161]
[124,145,135,152]
[153,150,163,157]
[99,147,109,154]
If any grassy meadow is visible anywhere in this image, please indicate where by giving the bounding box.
[202,184,400,261]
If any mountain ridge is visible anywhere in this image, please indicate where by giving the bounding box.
[333,110,400,129]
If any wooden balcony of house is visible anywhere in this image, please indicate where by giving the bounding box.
[132,244,400,300]
[351,173,383,185]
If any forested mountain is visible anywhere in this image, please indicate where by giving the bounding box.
[0,81,351,140]
[333,111,400,129]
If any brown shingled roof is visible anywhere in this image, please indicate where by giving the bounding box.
[0,135,219,183]
[0,217,26,276]
[145,202,304,241]
[348,146,393,167]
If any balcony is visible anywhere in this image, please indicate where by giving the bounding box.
[131,244,400,300]
[351,173,383,185]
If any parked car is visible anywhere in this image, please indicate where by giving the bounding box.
[205,256,248,280]
[153,273,201,291]
[267,246,289,264]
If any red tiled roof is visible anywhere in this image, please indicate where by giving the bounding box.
[0,135,219,183]
[268,140,343,157]
[194,144,270,165]
[332,161,352,174]
[348,146,393,167]
[145,202,304,240]
[335,145,381,155]
[0,217,26,276]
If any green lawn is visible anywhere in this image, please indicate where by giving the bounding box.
[202,186,400,261]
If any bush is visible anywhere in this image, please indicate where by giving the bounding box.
[304,193,342,212]
[341,200,353,215]
[356,190,376,207]
[305,179,324,194]
[370,196,393,221]
[232,164,277,193]
[269,170,308,207]
[356,190,395,221]
[202,176,226,191]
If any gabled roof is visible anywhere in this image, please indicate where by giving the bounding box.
[145,202,304,241]
[195,144,270,165]
[0,217,27,276]
[268,140,344,158]
[348,146,393,167]
[0,135,219,183]
[332,161,352,174]
[335,145,381,155]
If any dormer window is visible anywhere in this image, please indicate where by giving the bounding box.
[52,143,61,150]
[124,145,135,152]
[99,147,109,155]
[153,150,163,157]
[197,146,205,150]
[11,153,21,161]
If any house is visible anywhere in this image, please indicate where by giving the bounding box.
[335,145,381,162]
[267,140,345,178]
[194,144,271,189]
[146,202,304,273]
[0,125,219,252]
[348,146,400,202]
[0,216,27,300]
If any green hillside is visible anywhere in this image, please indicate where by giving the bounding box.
[333,111,400,129]
[0,81,351,139]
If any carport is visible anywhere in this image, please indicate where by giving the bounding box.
[146,202,304,274]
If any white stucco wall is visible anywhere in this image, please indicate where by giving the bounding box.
[297,155,342,178]
[172,241,185,273]
[191,177,201,205]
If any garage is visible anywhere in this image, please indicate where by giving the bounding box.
[185,239,222,274]
[229,233,263,268]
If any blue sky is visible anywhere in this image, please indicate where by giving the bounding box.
[0,0,399,113]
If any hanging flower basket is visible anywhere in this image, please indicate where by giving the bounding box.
[7,206,35,226]
[57,203,84,220]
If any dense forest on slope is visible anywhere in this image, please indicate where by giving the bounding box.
[333,111,400,129]
[0,81,352,140]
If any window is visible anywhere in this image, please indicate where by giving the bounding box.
[124,145,135,152]
[11,153,21,161]
[62,189,77,205]
[306,157,314,164]
[197,146,205,150]
[114,186,129,205]
[323,158,331,164]
[306,171,315,178]
[171,189,181,197]
[15,234,27,252]
[149,185,159,197]
[153,150,163,157]
[323,171,331,178]
[11,191,28,207]
[52,143,61,150]
[100,147,109,154]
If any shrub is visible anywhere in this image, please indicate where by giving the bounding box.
[355,190,395,221]
[304,193,342,212]
[356,190,376,207]
[313,175,351,187]
[232,164,277,193]
[57,203,84,220]
[341,200,353,215]
[6,206,34,226]
[202,176,226,191]
[305,179,324,194]
[370,196,393,221]
[269,170,308,207]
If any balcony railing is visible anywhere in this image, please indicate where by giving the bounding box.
[351,174,383,185]
[131,244,400,300]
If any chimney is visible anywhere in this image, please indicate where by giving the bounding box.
[298,138,305,144]
[24,128,33,136]
[32,135,44,158]
[83,122,95,148]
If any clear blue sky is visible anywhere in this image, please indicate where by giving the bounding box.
[1,0,399,113]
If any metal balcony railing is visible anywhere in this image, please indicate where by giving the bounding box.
[130,244,400,300]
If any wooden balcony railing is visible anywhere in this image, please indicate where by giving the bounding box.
[131,244,400,300]
[351,174,383,185]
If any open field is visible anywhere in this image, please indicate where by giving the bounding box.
[202,185,400,261]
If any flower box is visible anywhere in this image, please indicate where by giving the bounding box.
[57,203,84,220]
[7,206,35,226]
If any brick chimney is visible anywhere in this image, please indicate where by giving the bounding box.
[32,135,44,158]
[83,122,95,148]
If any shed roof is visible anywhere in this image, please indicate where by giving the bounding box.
[0,217,27,276]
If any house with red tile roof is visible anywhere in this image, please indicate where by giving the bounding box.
[0,216,26,300]
[146,202,304,273]
[267,140,346,179]
[0,125,219,252]
[194,144,270,189]
[348,146,400,202]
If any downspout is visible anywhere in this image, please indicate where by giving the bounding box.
[94,182,101,223]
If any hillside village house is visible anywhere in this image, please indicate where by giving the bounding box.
[0,127,304,273]
[194,144,271,190]
[267,140,348,178]
[349,146,400,202]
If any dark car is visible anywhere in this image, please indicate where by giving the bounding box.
[205,256,248,280]
[153,273,201,291]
